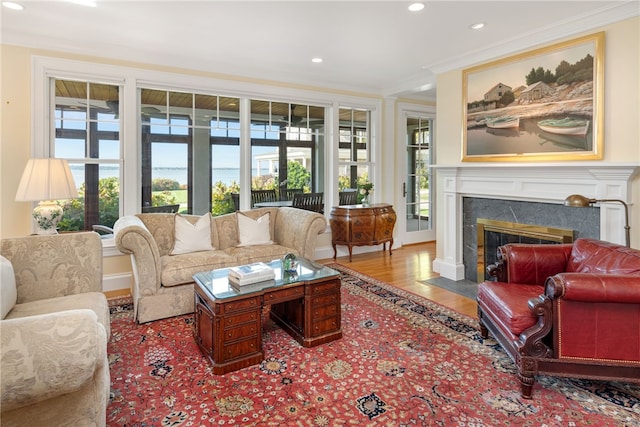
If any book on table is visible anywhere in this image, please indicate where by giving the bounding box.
[228,262,275,286]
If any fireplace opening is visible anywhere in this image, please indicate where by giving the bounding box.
[477,218,574,281]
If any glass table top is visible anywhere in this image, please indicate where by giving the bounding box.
[193,258,339,300]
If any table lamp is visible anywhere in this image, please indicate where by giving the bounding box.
[564,194,630,247]
[15,158,78,235]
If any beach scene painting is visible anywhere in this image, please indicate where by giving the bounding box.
[462,32,604,162]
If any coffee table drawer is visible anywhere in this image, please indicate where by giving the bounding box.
[223,337,260,361]
[264,286,304,304]
[312,316,340,336]
[223,310,259,328]
[312,303,340,318]
[309,279,340,295]
[224,297,260,313]
[312,293,339,307]
[224,322,259,341]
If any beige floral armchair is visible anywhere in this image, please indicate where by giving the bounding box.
[1,232,110,427]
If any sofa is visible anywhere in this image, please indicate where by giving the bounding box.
[114,207,327,323]
[477,238,640,399]
[1,232,110,427]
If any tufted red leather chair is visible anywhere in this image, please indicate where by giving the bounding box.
[477,238,640,398]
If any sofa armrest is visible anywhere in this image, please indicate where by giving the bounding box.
[490,243,573,285]
[114,215,162,298]
[545,273,640,303]
[274,207,327,259]
[0,232,103,304]
[0,309,108,412]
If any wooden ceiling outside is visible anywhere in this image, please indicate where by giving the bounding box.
[55,79,368,123]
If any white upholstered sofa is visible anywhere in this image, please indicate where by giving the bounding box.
[114,207,327,323]
[0,232,110,427]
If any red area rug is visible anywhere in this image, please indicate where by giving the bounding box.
[107,263,640,426]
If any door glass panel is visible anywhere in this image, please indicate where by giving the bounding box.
[406,116,432,232]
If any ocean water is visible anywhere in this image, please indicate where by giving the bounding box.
[69,165,254,188]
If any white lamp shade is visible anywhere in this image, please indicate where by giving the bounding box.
[15,158,78,202]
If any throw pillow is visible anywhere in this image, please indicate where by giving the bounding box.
[237,212,273,246]
[0,256,17,319]
[171,213,215,255]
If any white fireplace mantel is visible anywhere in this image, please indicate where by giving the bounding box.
[432,163,639,281]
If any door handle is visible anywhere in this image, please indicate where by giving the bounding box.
[403,182,407,197]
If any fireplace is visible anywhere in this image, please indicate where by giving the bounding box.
[476,218,574,282]
[463,197,597,282]
[432,164,637,282]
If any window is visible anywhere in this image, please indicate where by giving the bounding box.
[141,89,241,215]
[249,101,325,197]
[338,107,371,202]
[35,57,381,243]
[54,79,121,231]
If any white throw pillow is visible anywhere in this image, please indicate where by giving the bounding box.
[237,212,273,246]
[171,213,215,255]
[0,256,17,319]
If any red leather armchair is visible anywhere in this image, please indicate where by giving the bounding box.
[477,238,640,398]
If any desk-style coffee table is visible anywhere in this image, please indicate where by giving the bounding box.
[193,258,342,374]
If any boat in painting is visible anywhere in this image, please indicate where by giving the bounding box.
[486,115,520,129]
[538,131,589,150]
[537,117,590,136]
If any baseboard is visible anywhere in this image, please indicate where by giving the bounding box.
[103,272,132,293]
[315,242,401,261]
[432,258,466,281]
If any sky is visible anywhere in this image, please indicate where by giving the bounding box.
[466,39,595,102]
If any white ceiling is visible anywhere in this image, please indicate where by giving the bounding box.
[2,1,638,101]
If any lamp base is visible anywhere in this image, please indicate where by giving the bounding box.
[32,201,63,235]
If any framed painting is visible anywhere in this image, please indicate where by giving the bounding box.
[462,32,604,162]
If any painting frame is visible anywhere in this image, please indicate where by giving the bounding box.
[462,32,604,162]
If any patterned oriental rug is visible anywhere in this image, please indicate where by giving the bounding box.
[107,264,640,426]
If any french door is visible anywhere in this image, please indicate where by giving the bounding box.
[396,109,435,244]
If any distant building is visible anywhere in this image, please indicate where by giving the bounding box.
[483,83,513,102]
[520,81,555,102]
[512,85,526,98]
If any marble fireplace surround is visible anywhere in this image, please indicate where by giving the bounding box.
[432,163,639,282]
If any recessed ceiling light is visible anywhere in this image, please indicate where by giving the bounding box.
[311,57,323,63]
[408,3,424,12]
[470,22,485,30]
[2,2,24,10]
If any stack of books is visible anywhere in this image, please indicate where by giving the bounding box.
[228,262,275,287]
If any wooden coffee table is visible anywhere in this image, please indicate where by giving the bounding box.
[193,258,342,374]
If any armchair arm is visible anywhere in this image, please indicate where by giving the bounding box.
[0,232,102,304]
[489,243,573,285]
[274,207,327,259]
[545,273,640,303]
[113,215,162,297]
[1,309,108,412]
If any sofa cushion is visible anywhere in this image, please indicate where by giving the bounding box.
[171,213,215,255]
[224,244,297,266]
[237,211,273,246]
[477,282,543,335]
[0,256,17,319]
[568,238,640,275]
[161,250,236,287]
[4,292,110,338]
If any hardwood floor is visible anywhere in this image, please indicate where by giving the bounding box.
[318,241,478,319]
